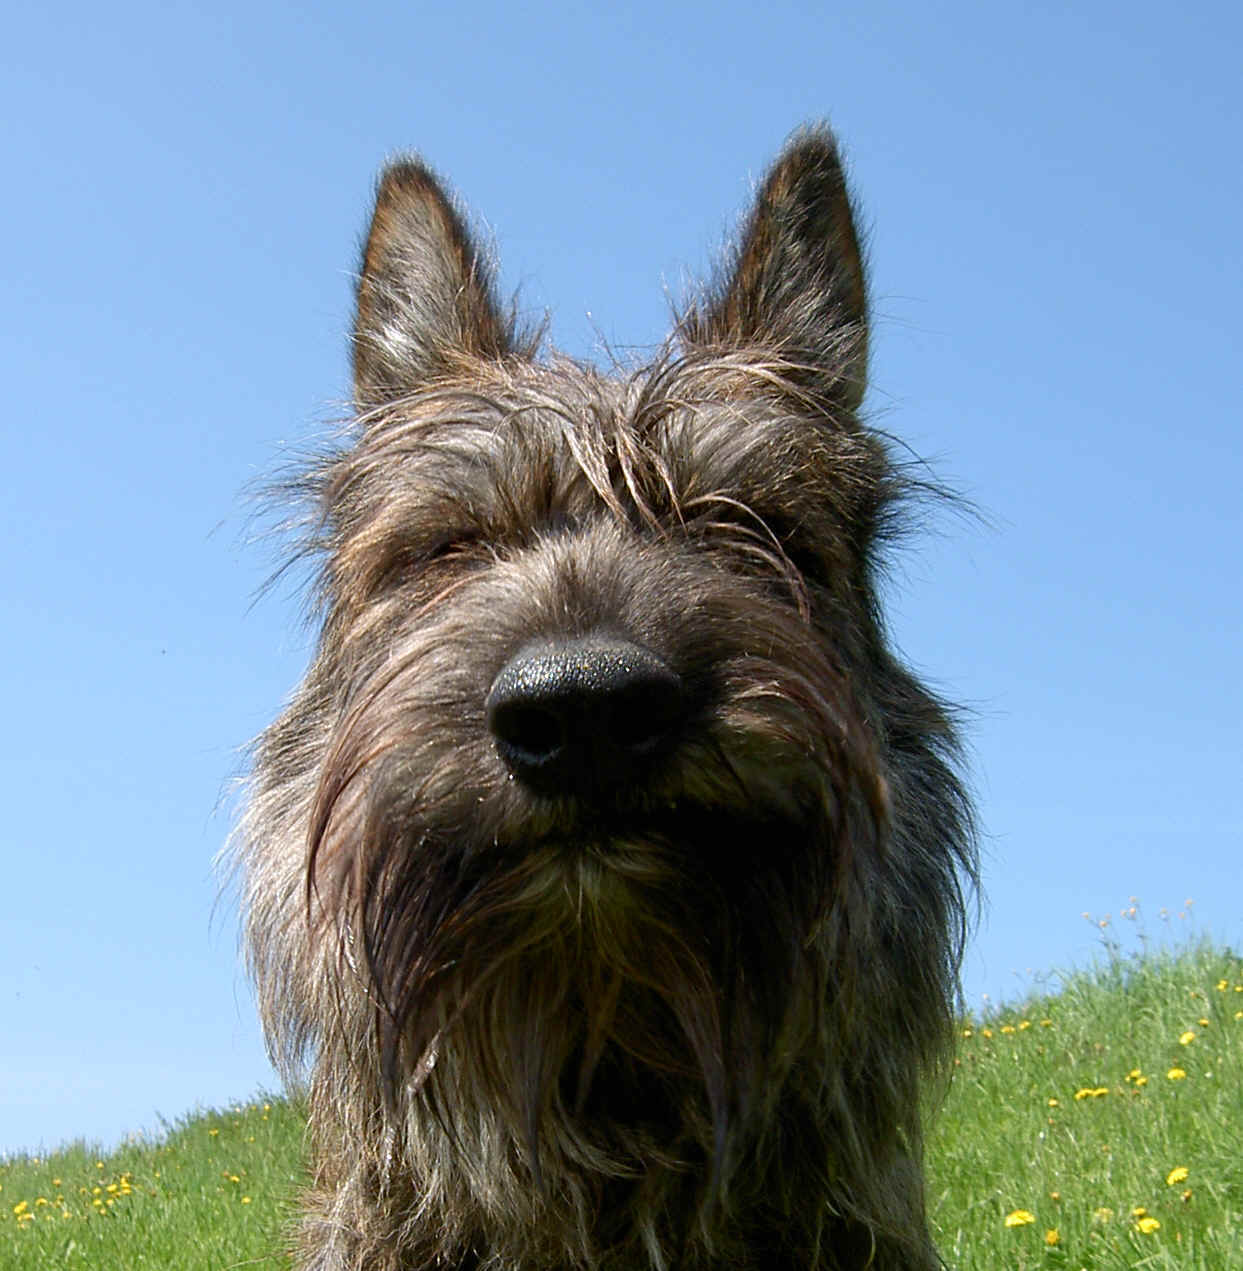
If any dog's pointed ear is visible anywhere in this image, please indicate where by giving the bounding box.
[681,129,869,412]
[353,160,513,408]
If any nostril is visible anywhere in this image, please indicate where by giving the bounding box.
[489,699,566,765]
[606,679,681,753]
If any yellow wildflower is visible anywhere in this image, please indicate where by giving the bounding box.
[1166,1166,1189,1185]
[1004,1209,1036,1227]
[1179,1030,1196,1045]
[1044,1228,1060,1246]
[1167,1067,1187,1080]
[1137,1216,1161,1233]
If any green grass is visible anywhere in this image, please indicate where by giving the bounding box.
[0,1097,305,1268]
[5,937,1240,1269]
[930,935,1243,1268]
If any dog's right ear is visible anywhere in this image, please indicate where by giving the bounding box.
[353,161,513,408]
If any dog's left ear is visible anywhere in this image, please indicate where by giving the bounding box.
[353,160,513,408]
[681,128,869,412]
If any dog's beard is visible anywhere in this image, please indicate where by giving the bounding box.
[311,738,883,1202]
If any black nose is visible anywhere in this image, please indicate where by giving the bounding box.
[485,637,685,796]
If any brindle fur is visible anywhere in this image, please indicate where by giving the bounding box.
[234,126,975,1270]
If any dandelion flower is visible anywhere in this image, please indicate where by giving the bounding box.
[1137,1216,1161,1233]
[1167,1067,1187,1080]
[1044,1228,1060,1246]
[1166,1166,1189,1185]
[1004,1209,1036,1227]
[1179,1030,1196,1045]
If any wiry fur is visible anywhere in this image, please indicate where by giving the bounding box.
[233,126,976,1270]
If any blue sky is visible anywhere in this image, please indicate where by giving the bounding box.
[3,1,1240,1158]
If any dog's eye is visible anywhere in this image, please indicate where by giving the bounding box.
[744,516,811,574]
[377,534,482,592]
[422,533,480,564]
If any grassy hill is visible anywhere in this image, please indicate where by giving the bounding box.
[5,939,1240,1269]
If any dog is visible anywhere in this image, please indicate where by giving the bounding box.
[236,125,975,1269]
